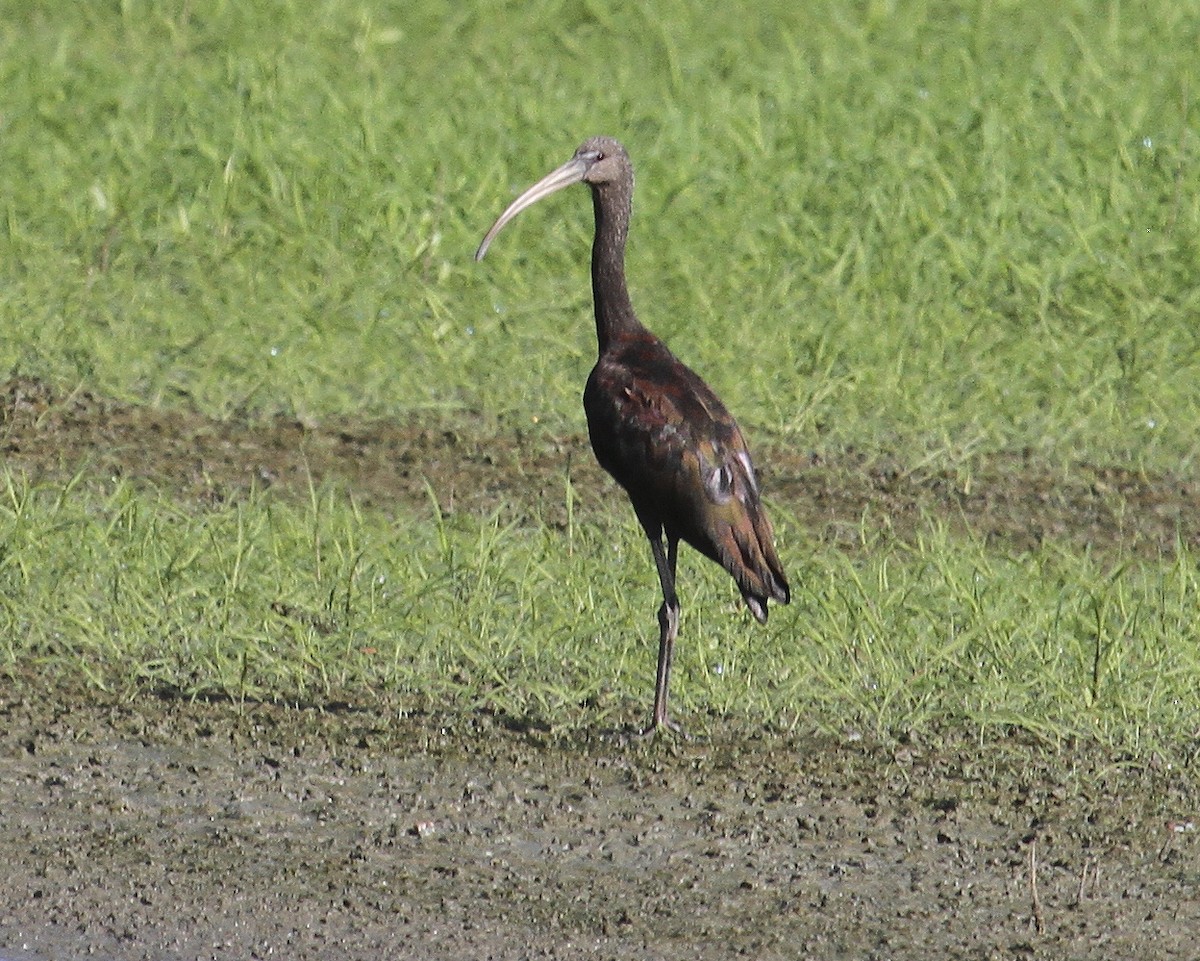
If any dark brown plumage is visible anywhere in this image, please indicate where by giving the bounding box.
[476,136,789,734]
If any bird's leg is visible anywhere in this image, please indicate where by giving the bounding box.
[640,532,686,738]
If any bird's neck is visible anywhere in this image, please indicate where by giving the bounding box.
[590,185,644,355]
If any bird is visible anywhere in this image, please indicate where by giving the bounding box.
[475,136,789,735]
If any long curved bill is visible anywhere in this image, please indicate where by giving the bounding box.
[475,155,591,261]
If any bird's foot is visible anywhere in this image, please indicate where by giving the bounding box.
[634,715,691,741]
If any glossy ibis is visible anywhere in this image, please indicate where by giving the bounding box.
[476,136,789,734]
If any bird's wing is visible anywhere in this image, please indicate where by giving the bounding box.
[585,341,789,614]
[586,344,743,489]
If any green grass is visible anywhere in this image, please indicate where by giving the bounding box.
[4,469,1198,748]
[2,1,1199,754]
[3,0,1197,464]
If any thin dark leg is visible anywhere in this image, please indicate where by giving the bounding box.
[640,532,685,737]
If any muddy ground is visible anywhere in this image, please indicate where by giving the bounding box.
[2,376,1199,960]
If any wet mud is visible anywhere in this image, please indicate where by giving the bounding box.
[2,688,1198,960]
[2,377,1199,959]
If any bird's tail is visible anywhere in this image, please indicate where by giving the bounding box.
[725,506,790,624]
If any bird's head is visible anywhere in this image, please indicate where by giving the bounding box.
[574,136,630,187]
[475,136,632,261]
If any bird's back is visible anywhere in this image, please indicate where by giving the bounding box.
[584,332,790,620]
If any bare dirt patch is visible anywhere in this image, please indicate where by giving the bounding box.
[2,376,1199,959]
[1,685,1199,960]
